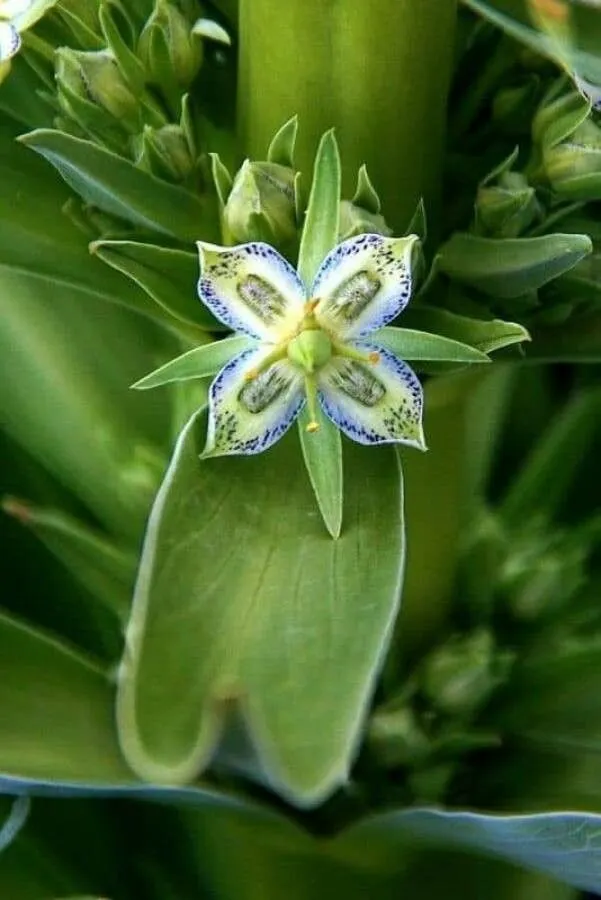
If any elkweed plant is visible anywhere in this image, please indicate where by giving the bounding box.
[2,1,601,899]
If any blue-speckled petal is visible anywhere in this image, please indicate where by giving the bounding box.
[197,241,306,342]
[0,21,20,62]
[204,345,305,457]
[311,233,419,340]
[317,342,426,449]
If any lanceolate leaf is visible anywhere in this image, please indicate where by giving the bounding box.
[436,232,592,298]
[91,240,224,332]
[117,408,404,806]
[374,327,491,363]
[402,306,530,354]
[19,129,219,242]
[296,129,344,537]
[132,335,253,390]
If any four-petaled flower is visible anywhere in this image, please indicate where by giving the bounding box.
[197,233,426,457]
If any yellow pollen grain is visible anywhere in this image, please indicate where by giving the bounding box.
[306,421,320,433]
[369,351,381,364]
[304,298,320,315]
[244,369,258,381]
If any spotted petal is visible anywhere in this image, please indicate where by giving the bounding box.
[204,345,305,457]
[0,21,20,63]
[197,241,306,342]
[317,343,425,449]
[311,233,419,340]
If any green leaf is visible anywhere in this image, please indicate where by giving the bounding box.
[500,388,601,525]
[352,164,381,215]
[402,306,530,354]
[374,327,491,364]
[462,0,601,84]
[91,239,224,332]
[297,129,341,288]
[436,232,592,298]
[2,499,136,621]
[117,408,404,806]
[297,406,343,539]
[132,335,253,389]
[0,796,29,853]
[296,130,343,535]
[267,115,298,168]
[0,610,132,785]
[19,129,219,242]
[335,806,601,895]
[530,311,601,360]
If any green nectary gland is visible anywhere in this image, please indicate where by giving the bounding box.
[287,328,333,373]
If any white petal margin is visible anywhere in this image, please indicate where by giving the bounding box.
[203,345,305,457]
[311,233,420,340]
[197,241,306,342]
[0,21,20,62]
[317,342,426,449]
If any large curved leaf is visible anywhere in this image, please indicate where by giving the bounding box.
[117,409,405,807]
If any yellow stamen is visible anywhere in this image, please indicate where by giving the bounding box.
[368,351,381,364]
[306,420,320,433]
[304,298,319,315]
[242,344,287,382]
[334,342,381,366]
[304,374,321,434]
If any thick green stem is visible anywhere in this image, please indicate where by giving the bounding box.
[238,0,457,232]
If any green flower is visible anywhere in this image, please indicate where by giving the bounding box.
[197,234,426,457]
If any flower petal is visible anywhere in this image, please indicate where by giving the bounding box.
[0,21,20,62]
[311,233,418,340]
[197,241,305,341]
[317,342,425,449]
[204,345,305,457]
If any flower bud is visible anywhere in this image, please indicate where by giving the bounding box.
[544,119,601,198]
[476,171,541,238]
[369,705,431,768]
[138,0,202,91]
[491,78,541,136]
[338,200,392,242]
[420,630,511,717]
[56,48,141,138]
[139,123,196,182]
[223,159,298,247]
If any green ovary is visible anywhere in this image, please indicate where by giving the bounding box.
[287,329,333,374]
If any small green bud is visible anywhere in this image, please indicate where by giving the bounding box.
[338,200,392,242]
[138,0,202,91]
[499,527,586,621]
[369,706,431,768]
[287,330,332,373]
[223,159,297,247]
[476,171,541,238]
[544,119,601,197]
[56,48,141,137]
[420,630,511,718]
[491,78,541,135]
[138,123,195,182]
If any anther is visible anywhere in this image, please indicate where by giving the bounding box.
[368,351,381,364]
[306,421,320,433]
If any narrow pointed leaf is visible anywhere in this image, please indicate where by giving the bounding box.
[2,499,136,620]
[91,240,224,331]
[117,409,404,806]
[133,334,253,389]
[267,115,298,168]
[437,232,592,298]
[0,797,30,853]
[297,129,341,288]
[402,305,530,354]
[296,130,343,534]
[19,129,219,241]
[374,327,491,363]
[297,406,343,539]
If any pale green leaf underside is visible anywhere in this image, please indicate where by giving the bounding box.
[117,408,404,806]
[133,334,253,389]
[437,232,592,299]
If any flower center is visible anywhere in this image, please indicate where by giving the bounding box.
[287,328,332,374]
